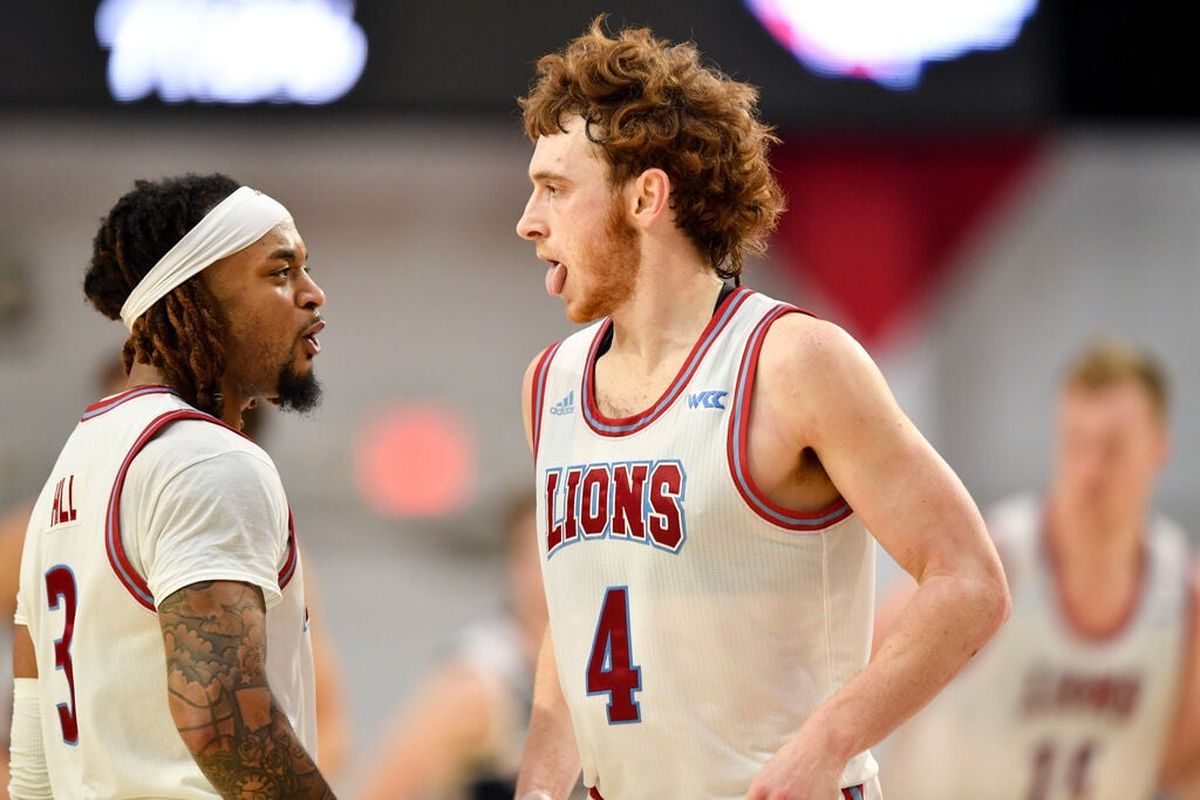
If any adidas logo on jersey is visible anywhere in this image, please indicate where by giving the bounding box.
[550,390,576,416]
[686,390,728,410]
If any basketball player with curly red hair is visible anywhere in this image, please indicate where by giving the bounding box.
[514,19,1010,800]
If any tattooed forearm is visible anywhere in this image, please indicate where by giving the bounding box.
[158,580,336,799]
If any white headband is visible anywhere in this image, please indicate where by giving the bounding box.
[119,185,291,330]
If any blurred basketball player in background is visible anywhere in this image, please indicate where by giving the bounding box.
[357,492,583,800]
[878,342,1200,799]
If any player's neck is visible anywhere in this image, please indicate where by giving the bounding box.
[125,361,246,428]
[217,382,249,428]
[1046,496,1144,576]
[606,257,725,367]
[124,361,171,395]
[1046,498,1146,636]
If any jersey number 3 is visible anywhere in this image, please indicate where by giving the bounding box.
[45,565,79,745]
[586,587,642,724]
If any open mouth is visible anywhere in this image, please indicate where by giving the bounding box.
[545,260,567,297]
[301,319,326,356]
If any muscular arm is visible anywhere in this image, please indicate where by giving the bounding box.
[750,317,1010,796]
[514,350,582,799]
[158,580,335,799]
[1160,565,1200,796]
[515,632,582,799]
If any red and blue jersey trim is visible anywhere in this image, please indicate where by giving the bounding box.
[81,385,177,421]
[726,303,853,531]
[581,286,752,437]
[105,408,299,610]
[531,341,563,462]
[106,410,218,610]
[278,509,299,590]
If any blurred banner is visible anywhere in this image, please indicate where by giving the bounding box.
[0,0,1073,127]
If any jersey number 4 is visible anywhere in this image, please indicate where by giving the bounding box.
[45,565,79,745]
[586,587,642,724]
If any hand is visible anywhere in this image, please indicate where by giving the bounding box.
[746,730,845,800]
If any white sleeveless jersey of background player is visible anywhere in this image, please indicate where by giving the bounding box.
[531,288,878,800]
[882,494,1192,800]
[14,386,316,799]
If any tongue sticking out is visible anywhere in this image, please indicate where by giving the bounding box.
[545,263,567,297]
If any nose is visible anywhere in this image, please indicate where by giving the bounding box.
[516,192,546,241]
[298,269,326,310]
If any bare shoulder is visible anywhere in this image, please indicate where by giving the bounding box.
[756,313,895,445]
[521,346,556,450]
[758,312,879,390]
[522,348,548,396]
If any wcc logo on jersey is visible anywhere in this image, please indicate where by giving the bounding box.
[686,389,727,410]
[544,461,687,558]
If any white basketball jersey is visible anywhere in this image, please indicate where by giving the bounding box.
[532,288,878,800]
[14,386,316,799]
[883,494,1191,800]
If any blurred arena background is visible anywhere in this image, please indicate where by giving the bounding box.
[1,0,1197,795]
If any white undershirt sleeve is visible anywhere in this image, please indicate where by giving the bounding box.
[141,450,289,609]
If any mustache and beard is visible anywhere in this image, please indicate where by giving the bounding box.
[222,320,324,416]
[275,358,322,412]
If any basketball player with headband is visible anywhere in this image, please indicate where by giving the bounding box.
[9,174,335,799]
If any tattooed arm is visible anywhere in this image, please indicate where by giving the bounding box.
[158,580,335,799]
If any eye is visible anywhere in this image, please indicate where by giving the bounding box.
[272,266,291,279]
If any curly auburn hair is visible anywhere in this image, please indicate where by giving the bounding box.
[520,16,785,281]
[83,173,239,418]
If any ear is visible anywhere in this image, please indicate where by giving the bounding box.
[628,168,671,228]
